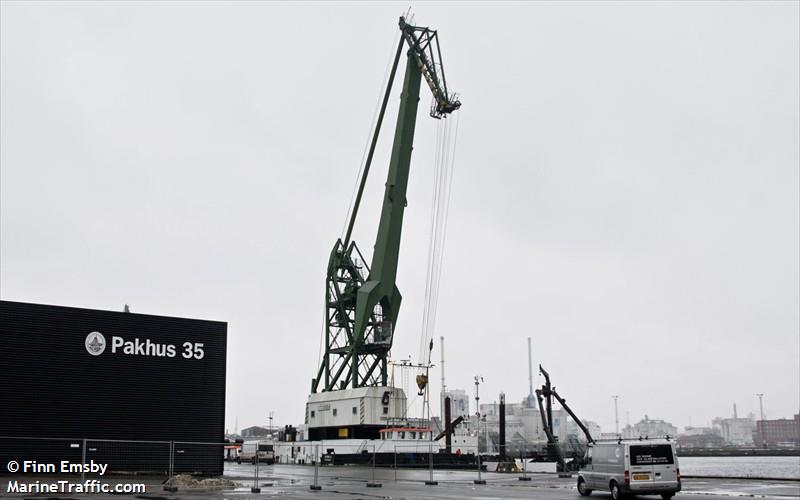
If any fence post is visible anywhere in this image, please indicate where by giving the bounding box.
[251,444,260,493]
[425,439,437,485]
[367,444,381,487]
[519,448,531,481]
[474,450,486,485]
[81,438,86,483]
[168,441,175,478]
[310,444,321,491]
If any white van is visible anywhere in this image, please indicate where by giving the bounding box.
[237,441,275,464]
[577,438,681,500]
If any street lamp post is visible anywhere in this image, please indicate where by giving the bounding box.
[269,412,274,436]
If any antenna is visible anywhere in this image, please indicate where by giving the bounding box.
[440,336,446,418]
[474,375,483,417]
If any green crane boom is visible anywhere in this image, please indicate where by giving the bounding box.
[312,16,460,394]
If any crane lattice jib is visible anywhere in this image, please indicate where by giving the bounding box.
[399,17,461,118]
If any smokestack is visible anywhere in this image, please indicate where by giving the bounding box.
[444,396,452,454]
[733,403,738,419]
[499,393,506,460]
[527,338,535,408]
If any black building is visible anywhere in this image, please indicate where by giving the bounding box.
[0,300,227,475]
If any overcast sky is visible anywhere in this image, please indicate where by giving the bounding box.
[2,1,798,434]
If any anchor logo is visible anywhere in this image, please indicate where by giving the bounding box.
[85,331,106,356]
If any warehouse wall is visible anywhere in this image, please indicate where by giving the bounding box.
[0,300,227,475]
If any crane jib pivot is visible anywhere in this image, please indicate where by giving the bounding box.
[312,16,461,394]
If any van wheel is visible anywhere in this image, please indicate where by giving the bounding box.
[661,494,674,500]
[610,481,623,500]
[578,478,592,496]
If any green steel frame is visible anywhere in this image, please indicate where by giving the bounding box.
[312,17,460,394]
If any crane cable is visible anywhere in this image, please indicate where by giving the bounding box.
[418,110,461,365]
[339,30,402,242]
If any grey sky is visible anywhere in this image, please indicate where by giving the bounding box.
[1,1,798,434]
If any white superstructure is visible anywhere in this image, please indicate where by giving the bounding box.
[305,386,407,432]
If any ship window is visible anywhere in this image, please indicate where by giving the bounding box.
[410,431,416,439]
[333,408,338,416]
[310,411,315,418]
[383,406,389,414]
[352,406,357,414]
[399,432,405,439]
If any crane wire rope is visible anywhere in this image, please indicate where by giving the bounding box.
[430,112,460,344]
[339,30,402,242]
[418,120,446,361]
[417,109,461,366]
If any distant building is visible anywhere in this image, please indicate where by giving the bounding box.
[712,404,755,446]
[241,425,270,438]
[623,415,677,439]
[681,426,717,436]
[565,419,602,442]
[474,398,547,453]
[444,389,470,417]
[677,433,725,449]
[754,414,800,448]
[678,427,724,449]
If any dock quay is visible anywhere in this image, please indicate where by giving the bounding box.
[4,463,799,499]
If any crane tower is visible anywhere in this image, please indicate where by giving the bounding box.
[306,16,460,441]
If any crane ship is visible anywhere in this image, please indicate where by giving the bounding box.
[273,14,477,468]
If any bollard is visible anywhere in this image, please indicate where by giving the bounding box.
[425,440,437,485]
[519,449,531,481]
[310,444,321,491]
[367,444,381,487]
[474,452,486,485]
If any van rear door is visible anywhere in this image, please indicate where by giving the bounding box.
[629,444,675,490]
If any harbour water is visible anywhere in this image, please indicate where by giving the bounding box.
[680,456,800,479]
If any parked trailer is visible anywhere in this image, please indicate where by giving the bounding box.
[238,441,275,464]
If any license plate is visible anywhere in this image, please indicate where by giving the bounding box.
[633,474,651,481]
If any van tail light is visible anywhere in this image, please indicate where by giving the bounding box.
[624,470,630,485]
[676,468,681,483]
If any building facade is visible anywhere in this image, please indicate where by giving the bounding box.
[712,406,756,447]
[754,415,800,448]
[677,427,725,449]
[622,415,678,439]
[0,300,228,475]
[241,426,270,438]
[444,389,470,417]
